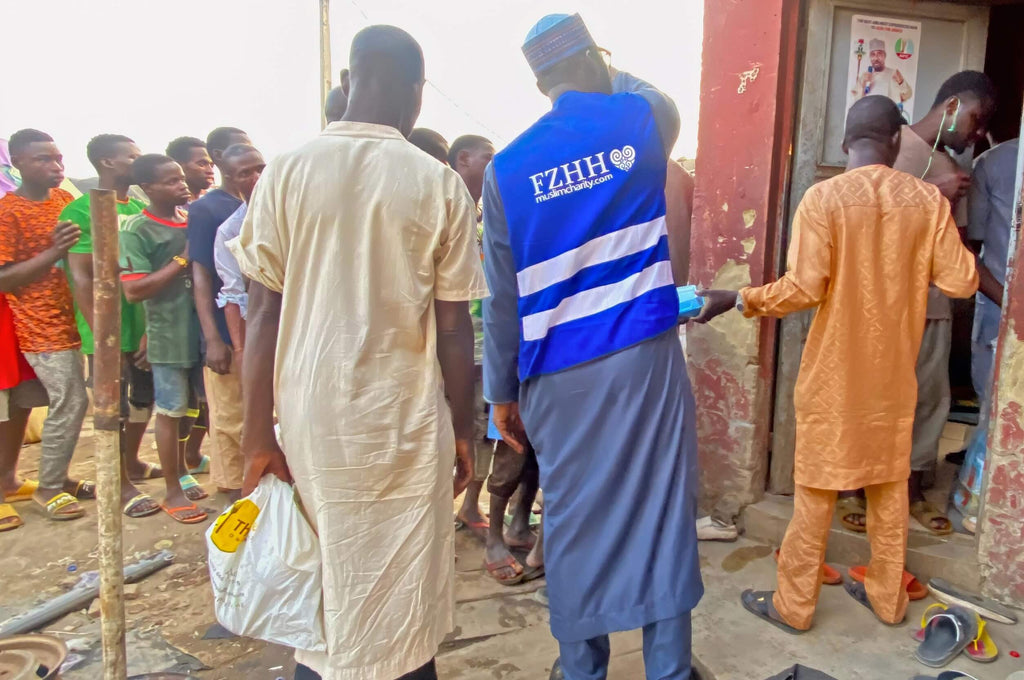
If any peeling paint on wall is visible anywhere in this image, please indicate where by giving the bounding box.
[737,65,761,94]
[743,209,757,229]
[980,255,1024,607]
[687,260,768,514]
[689,0,792,521]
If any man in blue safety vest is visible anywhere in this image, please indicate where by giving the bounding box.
[481,13,702,680]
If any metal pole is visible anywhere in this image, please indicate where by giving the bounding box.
[319,0,332,129]
[90,188,127,680]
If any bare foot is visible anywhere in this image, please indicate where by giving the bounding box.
[456,494,489,541]
[457,504,487,527]
[505,526,536,550]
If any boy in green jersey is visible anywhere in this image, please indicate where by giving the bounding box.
[120,155,205,524]
[63,134,160,518]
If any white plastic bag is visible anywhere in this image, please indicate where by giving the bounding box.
[206,476,326,652]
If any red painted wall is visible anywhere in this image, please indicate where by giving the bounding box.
[687,0,799,514]
[979,117,1024,605]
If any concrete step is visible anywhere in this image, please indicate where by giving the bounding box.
[691,537,1024,680]
[741,494,981,592]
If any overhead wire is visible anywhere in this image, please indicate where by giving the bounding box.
[344,0,508,144]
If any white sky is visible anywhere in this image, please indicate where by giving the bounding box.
[1,0,703,178]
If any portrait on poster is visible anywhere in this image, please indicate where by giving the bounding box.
[846,14,921,123]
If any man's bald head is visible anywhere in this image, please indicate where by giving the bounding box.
[842,95,903,163]
[350,25,424,86]
[343,25,425,136]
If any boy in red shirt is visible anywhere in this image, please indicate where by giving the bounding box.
[0,129,90,521]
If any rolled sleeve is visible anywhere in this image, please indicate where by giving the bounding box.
[481,164,521,404]
[434,172,489,302]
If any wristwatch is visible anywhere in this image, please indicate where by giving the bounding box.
[735,292,745,313]
[172,255,189,268]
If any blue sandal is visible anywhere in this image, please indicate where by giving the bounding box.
[179,474,209,501]
[187,454,210,476]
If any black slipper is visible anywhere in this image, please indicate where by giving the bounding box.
[843,580,902,626]
[740,589,804,635]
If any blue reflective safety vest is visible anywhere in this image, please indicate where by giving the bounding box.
[492,90,677,381]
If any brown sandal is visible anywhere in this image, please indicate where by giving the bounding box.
[485,554,524,585]
[910,500,953,536]
[836,496,867,533]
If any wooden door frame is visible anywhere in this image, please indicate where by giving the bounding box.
[768,0,991,494]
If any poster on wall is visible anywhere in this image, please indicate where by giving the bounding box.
[846,14,921,123]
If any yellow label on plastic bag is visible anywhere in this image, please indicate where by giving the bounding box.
[210,498,260,552]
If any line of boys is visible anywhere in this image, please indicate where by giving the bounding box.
[0,127,262,528]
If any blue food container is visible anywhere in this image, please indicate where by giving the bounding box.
[677,285,704,320]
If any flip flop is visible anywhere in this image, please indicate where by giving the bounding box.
[43,493,85,521]
[913,604,949,642]
[521,563,545,583]
[3,479,37,503]
[848,565,928,600]
[187,454,210,476]
[911,673,981,680]
[843,580,902,625]
[161,502,208,525]
[179,474,209,501]
[836,496,867,533]
[740,589,804,635]
[775,549,841,585]
[0,503,23,532]
[916,606,979,668]
[122,494,160,519]
[69,480,96,500]
[910,500,953,536]
[963,617,999,663]
[928,577,1019,624]
[485,554,524,585]
[128,461,163,481]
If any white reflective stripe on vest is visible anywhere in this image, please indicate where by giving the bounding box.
[516,215,667,296]
[521,259,673,342]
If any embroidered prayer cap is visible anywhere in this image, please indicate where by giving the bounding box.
[869,38,886,52]
[522,13,597,76]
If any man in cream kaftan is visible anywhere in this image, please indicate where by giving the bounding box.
[232,120,488,679]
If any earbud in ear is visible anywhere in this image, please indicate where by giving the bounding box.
[947,97,961,133]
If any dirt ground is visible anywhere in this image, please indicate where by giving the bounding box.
[0,419,574,679]
[6,418,1024,680]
